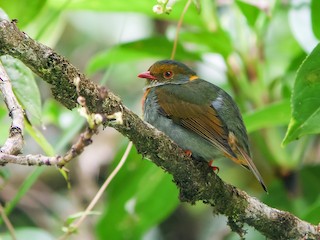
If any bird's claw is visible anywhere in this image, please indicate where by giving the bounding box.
[184,150,192,157]
[208,160,219,173]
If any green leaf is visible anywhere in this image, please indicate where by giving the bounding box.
[1,56,42,126]
[0,0,47,27]
[42,99,63,126]
[282,43,320,145]
[192,0,201,12]
[0,104,6,119]
[243,99,291,133]
[311,0,320,39]
[87,37,201,74]
[0,104,10,145]
[302,199,320,224]
[235,0,261,27]
[48,0,203,27]
[96,145,179,240]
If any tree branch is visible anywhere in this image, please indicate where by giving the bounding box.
[0,20,319,239]
[0,60,24,155]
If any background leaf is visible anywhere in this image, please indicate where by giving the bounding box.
[96,145,179,240]
[0,0,47,27]
[244,100,290,133]
[235,0,261,28]
[180,29,233,58]
[282,43,320,145]
[87,37,201,74]
[0,104,10,145]
[311,0,320,39]
[48,0,203,27]
[302,199,320,224]
[1,56,42,126]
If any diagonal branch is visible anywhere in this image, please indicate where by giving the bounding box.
[0,20,319,239]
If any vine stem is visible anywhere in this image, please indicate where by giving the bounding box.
[0,203,16,240]
[59,141,133,239]
[170,0,192,60]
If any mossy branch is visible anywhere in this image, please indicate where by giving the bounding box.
[0,20,319,239]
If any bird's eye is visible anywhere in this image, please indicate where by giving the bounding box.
[163,71,173,79]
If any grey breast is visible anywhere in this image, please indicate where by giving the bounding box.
[144,88,223,162]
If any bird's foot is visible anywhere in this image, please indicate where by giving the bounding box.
[208,160,219,173]
[184,150,192,157]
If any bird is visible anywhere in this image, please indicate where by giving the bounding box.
[137,59,267,192]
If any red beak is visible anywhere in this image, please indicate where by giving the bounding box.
[137,71,156,80]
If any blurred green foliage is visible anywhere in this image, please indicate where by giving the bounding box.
[97,144,179,240]
[0,0,320,239]
[87,37,201,74]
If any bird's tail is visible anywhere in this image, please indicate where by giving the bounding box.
[225,132,267,192]
[235,146,268,193]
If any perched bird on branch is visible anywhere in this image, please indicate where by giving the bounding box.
[138,60,267,192]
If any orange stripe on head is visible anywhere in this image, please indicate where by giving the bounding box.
[189,75,199,81]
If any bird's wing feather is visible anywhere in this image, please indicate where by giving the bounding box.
[155,86,236,158]
[154,82,267,192]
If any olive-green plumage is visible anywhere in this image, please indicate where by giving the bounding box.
[138,60,267,192]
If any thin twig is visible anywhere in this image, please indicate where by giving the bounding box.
[170,0,192,60]
[0,203,16,240]
[0,124,97,166]
[59,141,133,239]
[0,60,25,155]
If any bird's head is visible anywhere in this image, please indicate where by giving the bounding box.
[138,60,199,87]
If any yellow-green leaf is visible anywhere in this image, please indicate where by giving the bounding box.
[282,43,320,145]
